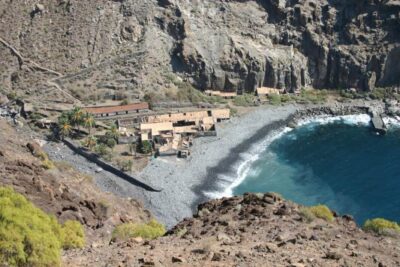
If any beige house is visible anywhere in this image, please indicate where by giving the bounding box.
[256,87,282,97]
[145,109,230,124]
[204,90,237,99]
[140,122,173,141]
[84,102,149,118]
[138,108,230,157]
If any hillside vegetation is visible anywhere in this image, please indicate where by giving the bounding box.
[0,187,84,266]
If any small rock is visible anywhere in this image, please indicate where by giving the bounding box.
[211,252,222,261]
[325,251,342,260]
[235,251,246,259]
[197,208,210,217]
[34,3,45,12]
[132,237,143,243]
[171,256,185,263]
[217,233,231,242]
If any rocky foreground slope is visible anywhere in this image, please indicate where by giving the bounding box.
[0,119,151,244]
[1,107,400,266]
[64,192,400,267]
[1,0,400,105]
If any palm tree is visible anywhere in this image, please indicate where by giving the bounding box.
[82,112,95,135]
[71,106,84,132]
[106,124,119,141]
[58,117,72,140]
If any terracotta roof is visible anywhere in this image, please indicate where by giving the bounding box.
[84,102,149,114]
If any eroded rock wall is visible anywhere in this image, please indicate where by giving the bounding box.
[0,0,399,101]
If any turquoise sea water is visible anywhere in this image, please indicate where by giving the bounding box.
[233,118,400,225]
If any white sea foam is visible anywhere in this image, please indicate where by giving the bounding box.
[296,114,372,127]
[204,127,293,199]
[383,116,400,127]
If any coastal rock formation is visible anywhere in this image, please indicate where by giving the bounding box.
[63,192,400,266]
[1,0,399,104]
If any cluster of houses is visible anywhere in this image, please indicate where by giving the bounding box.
[82,86,284,158]
[83,102,230,158]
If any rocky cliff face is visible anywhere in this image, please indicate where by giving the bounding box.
[0,0,399,102]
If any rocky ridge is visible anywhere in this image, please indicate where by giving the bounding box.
[63,192,400,266]
[1,0,400,105]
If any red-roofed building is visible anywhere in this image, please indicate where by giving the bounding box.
[84,102,149,118]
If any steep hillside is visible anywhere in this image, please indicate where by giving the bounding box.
[1,0,400,107]
[0,119,152,244]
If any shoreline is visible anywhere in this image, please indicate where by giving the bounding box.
[135,99,385,228]
[44,100,386,229]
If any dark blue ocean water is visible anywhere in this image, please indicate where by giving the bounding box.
[233,119,400,225]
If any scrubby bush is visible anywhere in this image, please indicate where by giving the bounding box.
[299,207,316,223]
[226,104,238,117]
[0,187,62,266]
[137,140,152,154]
[268,93,281,105]
[42,158,55,169]
[363,218,400,235]
[298,89,328,104]
[106,138,117,150]
[54,161,74,172]
[61,220,85,249]
[117,159,133,172]
[233,94,255,106]
[120,99,130,105]
[94,144,109,157]
[111,219,166,241]
[280,94,292,103]
[37,151,55,169]
[299,204,334,222]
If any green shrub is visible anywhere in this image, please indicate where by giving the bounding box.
[117,159,133,172]
[120,99,130,105]
[106,138,117,149]
[61,220,85,249]
[363,218,400,235]
[111,219,166,241]
[226,105,238,117]
[6,92,18,100]
[137,140,152,154]
[268,93,281,105]
[299,89,328,104]
[299,207,316,223]
[54,161,74,172]
[0,187,62,266]
[42,158,55,169]
[300,204,334,222]
[37,152,55,169]
[233,94,254,106]
[369,87,396,100]
[94,144,109,156]
[280,94,292,103]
